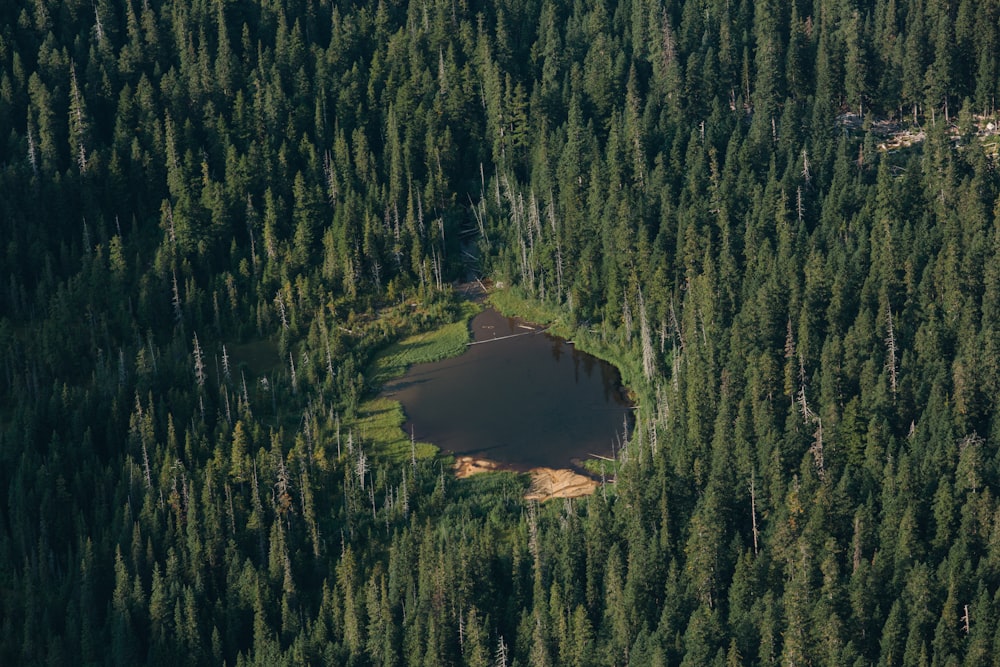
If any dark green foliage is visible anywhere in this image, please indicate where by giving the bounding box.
[1,0,1000,665]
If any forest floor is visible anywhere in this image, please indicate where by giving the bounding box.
[838,111,1000,154]
[453,455,600,502]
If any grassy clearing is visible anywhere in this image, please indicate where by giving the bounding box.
[368,300,479,385]
[487,289,572,333]
[354,300,479,462]
[352,397,439,463]
[581,456,619,479]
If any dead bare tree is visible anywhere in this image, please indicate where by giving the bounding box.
[69,62,89,174]
[797,352,825,481]
[240,371,252,417]
[749,471,760,555]
[246,196,259,274]
[275,290,288,330]
[93,2,105,44]
[639,287,655,381]
[356,448,368,491]
[547,197,563,300]
[885,302,898,400]
[192,333,205,388]
[852,513,862,574]
[171,270,183,326]
[27,123,38,176]
[495,636,509,667]
[410,425,417,470]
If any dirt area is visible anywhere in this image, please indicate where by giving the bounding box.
[524,466,600,501]
[453,455,506,476]
[838,111,1000,154]
[453,455,601,502]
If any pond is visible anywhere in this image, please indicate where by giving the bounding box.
[381,308,633,471]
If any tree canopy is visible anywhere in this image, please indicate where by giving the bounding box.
[2,0,1000,665]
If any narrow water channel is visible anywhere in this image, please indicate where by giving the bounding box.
[381,308,633,471]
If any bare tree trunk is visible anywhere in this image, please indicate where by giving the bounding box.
[192,333,205,387]
[172,271,183,326]
[639,288,655,381]
[27,124,38,176]
[885,303,898,400]
[852,513,862,574]
[410,425,417,470]
[749,471,760,555]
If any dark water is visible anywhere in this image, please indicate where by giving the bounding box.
[381,308,633,470]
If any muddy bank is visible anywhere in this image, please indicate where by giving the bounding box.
[453,455,601,502]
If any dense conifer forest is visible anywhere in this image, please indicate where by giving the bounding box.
[2,0,1000,664]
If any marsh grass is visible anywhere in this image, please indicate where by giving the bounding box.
[368,301,479,385]
[354,300,479,462]
[581,457,618,478]
[353,397,439,463]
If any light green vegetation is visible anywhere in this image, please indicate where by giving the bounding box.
[354,300,480,461]
[580,456,619,479]
[485,289,571,334]
[352,397,440,463]
[367,301,480,385]
[489,288,648,405]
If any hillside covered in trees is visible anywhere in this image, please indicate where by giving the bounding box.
[2,0,1000,664]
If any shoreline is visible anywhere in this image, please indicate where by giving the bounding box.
[370,283,628,502]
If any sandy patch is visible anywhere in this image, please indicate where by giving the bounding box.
[454,456,505,477]
[453,456,600,502]
[524,466,600,501]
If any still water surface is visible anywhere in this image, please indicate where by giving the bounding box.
[382,309,632,470]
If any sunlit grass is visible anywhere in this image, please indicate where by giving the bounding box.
[354,300,479,462]
[352,397,438,463]
[368,300,479,385]
[487,289,570,332]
